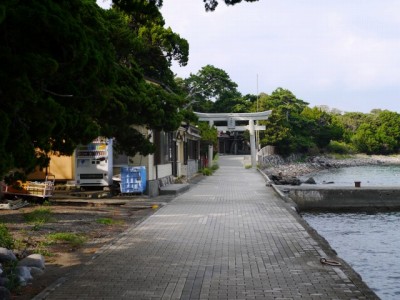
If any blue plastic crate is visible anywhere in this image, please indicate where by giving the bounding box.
[119,166,146,193]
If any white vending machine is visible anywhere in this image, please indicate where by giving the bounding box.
[75,137,113,187]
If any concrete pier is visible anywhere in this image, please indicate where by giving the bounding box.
[279,185,400,211]
[35,156,377,299]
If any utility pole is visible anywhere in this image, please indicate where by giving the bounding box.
[256,74,260,151]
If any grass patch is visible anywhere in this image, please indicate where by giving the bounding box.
[42,199,52,206]
[244,164,252,169]
[96,218,124,226]
[0,224,14,249]
[36,242,56,256]
[46,232,86,248]
[34,248,54,257]
[24,207,55,224]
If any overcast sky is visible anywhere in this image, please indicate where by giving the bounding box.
[98,1,400,113]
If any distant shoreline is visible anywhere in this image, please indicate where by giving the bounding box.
[260,154,400,179]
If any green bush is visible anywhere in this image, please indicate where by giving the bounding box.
[0,226,19,291]
[201,168,213,176]
[3,260,19,291]
[211,163,219,171]
[0,224,14,249]
[306,144,320,156]
[327,140,355,154]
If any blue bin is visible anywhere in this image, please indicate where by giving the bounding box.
[120,166,146,193]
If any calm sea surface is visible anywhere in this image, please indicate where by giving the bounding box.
[300,164,400,186]
[302,165,400,300]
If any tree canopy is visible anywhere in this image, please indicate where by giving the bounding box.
[351,111,400,154]
[0,0,188,178]
[256,88,311,154]
[177,63,400,157]
[178,64,253,113]
[111,0,259,12]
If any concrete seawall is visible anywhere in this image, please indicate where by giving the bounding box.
[277,185,400,211]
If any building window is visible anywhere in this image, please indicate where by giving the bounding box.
[186,139,199,163]
[155,131,173,165]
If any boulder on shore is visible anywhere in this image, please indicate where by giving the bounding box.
[269,174,301,186]
[303,177,316,184]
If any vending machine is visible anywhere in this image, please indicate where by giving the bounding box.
[75,137,113,187]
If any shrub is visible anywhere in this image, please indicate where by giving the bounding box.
[327,141,355,154]
[306,145,320,156]
[3,260,19,291]
[211,163,219,171]
[0,224,14,249]
[0,226,20,291]
[201,168,213,176]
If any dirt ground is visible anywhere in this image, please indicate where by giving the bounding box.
[0,198,159,300]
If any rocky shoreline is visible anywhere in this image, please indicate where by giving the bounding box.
[261,154,400,185]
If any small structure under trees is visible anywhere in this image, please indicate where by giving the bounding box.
[195,111,271,167]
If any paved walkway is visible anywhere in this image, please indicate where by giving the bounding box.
[37,156,377,299]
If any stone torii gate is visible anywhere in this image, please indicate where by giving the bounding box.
[195,111,272,168]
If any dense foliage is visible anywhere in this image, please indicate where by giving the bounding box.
[347,110,400,154]
[180,66,400,157]
[112,0,260,12]
[178,65,253,113]
[253,88,343,155]
[0,0,189,178]
[203,0,259,11]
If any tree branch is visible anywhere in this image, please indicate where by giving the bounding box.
[43,88,73,98]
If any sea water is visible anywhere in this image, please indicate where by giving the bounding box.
[302,212,400,300]
[301,165,400,300]
[300,165,400,186]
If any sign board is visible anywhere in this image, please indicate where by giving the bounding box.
[227,117,235,130]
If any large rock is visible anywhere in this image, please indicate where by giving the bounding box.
[281,177,302,186]
[29,266,44,277]
[269,173,302,185]
[0,286,11,300]
[18,254,45,270]
[0,277,9,287]
[0,248,17,263]
[303,177,316,184]
[16,266,33,286]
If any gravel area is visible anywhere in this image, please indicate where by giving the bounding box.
[0,199,158,299]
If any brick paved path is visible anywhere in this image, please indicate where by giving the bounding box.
[37,156,377,299]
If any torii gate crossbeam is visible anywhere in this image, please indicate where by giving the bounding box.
[195,111,272,168]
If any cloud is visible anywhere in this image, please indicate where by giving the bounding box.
[97,0,400,112]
